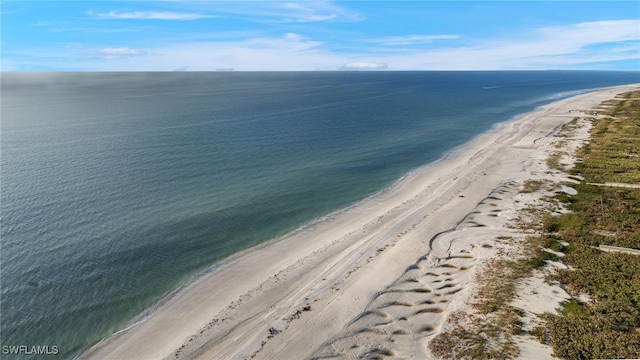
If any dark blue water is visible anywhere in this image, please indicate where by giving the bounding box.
[1,71,638,358]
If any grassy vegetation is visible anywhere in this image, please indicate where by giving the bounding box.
[520,179,546,194]
[547,182,640,248]
[546,91,640,249]
[430,90,640,360]
[429,236,545,359]
[538,90,640,359]
[574,91,640,184]
[428,308,521,360]
[546,151,566,171]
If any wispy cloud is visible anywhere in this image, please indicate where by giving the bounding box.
[243,33,322,51]
[538,20,639,44]
[340,61,388,70]
[90,47,148,60]
[49,27,137,34]
[367,35,461,46]
[90,11,216,21]
[63,18,640,71]
[278,2,338,22]
[204,1,363,23]
[9,11,639,72]
[88,33,341,71]
[382,19,640,70]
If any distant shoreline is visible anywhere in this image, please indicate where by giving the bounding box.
[79,84,639,360]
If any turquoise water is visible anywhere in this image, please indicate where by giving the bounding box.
[1,71,638,359]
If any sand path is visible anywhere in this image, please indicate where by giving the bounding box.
[80,84,638,360]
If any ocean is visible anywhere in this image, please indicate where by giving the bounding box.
[1,71,638,359]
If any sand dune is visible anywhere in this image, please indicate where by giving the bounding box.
[80,84,639,360]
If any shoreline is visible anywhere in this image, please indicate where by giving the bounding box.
[79,84,639,360]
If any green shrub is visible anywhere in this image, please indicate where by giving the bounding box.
[536,91,640,359]
[548,315,640,360]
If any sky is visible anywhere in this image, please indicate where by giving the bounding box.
[1,1,639,71]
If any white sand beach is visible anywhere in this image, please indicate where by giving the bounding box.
[80,84,639,360]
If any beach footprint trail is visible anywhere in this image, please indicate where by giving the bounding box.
[309,182,525,360]
[309,248,476,359]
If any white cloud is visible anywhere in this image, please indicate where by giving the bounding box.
[45,19,639,71]
[538,20,640,44]
[297,14,337,22]
[279,3,337,22]
[244,33,322,51]
[92,11,215,21]
[210,2,363,23]
[369,35,461,46]
[89,33,339,71]
[340,61,388,70]
[91,47,148,60]
[372,19,640,70]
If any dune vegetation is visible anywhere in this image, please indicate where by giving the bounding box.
[537,90,640,359]
[430,90,640,360]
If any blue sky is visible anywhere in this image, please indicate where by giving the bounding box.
[2,1,639,71]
